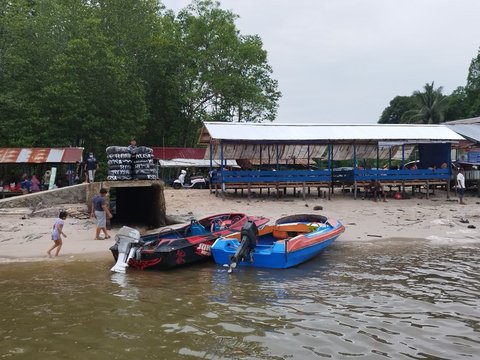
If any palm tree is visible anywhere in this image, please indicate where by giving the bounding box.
[401,82,447,124]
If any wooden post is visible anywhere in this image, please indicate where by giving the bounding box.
[302,182,306,201]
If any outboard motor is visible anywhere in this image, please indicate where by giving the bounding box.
[110,226,141,273]
[228,220,258,273]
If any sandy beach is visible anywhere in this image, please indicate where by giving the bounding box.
[0,188,479,263]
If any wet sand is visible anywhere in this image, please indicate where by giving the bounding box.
[1,189,479,262]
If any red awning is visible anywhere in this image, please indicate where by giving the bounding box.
[0,148,84,164]
[152,147,206,160]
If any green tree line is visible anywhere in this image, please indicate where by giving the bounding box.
[379,48,480,124]
[0,0,281,157]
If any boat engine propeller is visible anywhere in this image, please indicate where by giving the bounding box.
[228,220,258,273]
[110,226,141,273]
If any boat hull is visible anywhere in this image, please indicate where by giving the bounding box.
[211,214,345,269]
[110,213,269,271]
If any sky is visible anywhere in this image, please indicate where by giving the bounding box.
[163,0,480,124]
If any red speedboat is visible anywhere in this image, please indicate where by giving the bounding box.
[110,213,269,273]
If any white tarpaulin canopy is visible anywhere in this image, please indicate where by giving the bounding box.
[199,122,465,143]
[198,123,460,162]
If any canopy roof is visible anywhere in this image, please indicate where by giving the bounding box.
[444,117,480,145]
[198,123,456,162]
[199,122,464,144]
[0,148,84,164]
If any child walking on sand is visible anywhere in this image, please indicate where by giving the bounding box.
[48,211,68,257]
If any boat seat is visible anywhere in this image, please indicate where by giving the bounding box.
[273,223,312,239]
[273,229,288,239]
[189,221,207,236]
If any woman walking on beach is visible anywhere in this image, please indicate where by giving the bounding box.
[47,211,68,257]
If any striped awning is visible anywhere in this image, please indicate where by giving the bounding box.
[0,148,84,164]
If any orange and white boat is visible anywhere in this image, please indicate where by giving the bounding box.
[211,214,345,272]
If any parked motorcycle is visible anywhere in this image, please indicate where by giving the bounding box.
[173,170,208,189]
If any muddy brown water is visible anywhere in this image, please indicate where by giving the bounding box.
[1,239,479,359]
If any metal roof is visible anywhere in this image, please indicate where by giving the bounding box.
[199,122,464,144]
[445,124,480,144]
[444,116,480,125]
[0,148,84,164]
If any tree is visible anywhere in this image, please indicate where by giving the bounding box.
[37,1,149,155]
[0,0,281,155]
[141,0,281,147]
[401,82,446,124]
[0,0,58,146]
[464,47,480,117]
[176,0,281,124]
[378,96,416,124]
[444,86,469,122]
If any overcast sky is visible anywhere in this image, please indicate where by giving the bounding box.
[163,0,480,124]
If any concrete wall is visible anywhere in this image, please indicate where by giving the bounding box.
[0,183,88,209]
[0,181,167,227]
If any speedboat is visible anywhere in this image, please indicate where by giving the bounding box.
[110,213,269,273]
[211,214,345,272]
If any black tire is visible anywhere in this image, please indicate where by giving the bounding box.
[133,174,158,180]
[107,153,132,160]
[133,153,153,160]
[173,182,181,189]
[108,159,132,165]
[106,146,130,155]
[108,169,132,176]
[108,164,132,170]
[131,146,153,155]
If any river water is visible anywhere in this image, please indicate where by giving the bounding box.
[1,239,479,359]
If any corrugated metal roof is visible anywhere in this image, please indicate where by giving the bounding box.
[445,124,480,143]
[0,148,84,164]
[444,116,480,125]
[198,122,464,143]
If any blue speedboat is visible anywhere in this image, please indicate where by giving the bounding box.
[211,214,345,272]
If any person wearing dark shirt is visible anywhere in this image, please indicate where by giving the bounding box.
[84,152,98,183]
[91,188,112,239]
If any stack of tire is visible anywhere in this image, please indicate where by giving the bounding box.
[106,146,133,181]
[131,146,157,180]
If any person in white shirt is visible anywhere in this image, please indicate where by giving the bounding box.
[456,168,466,205]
